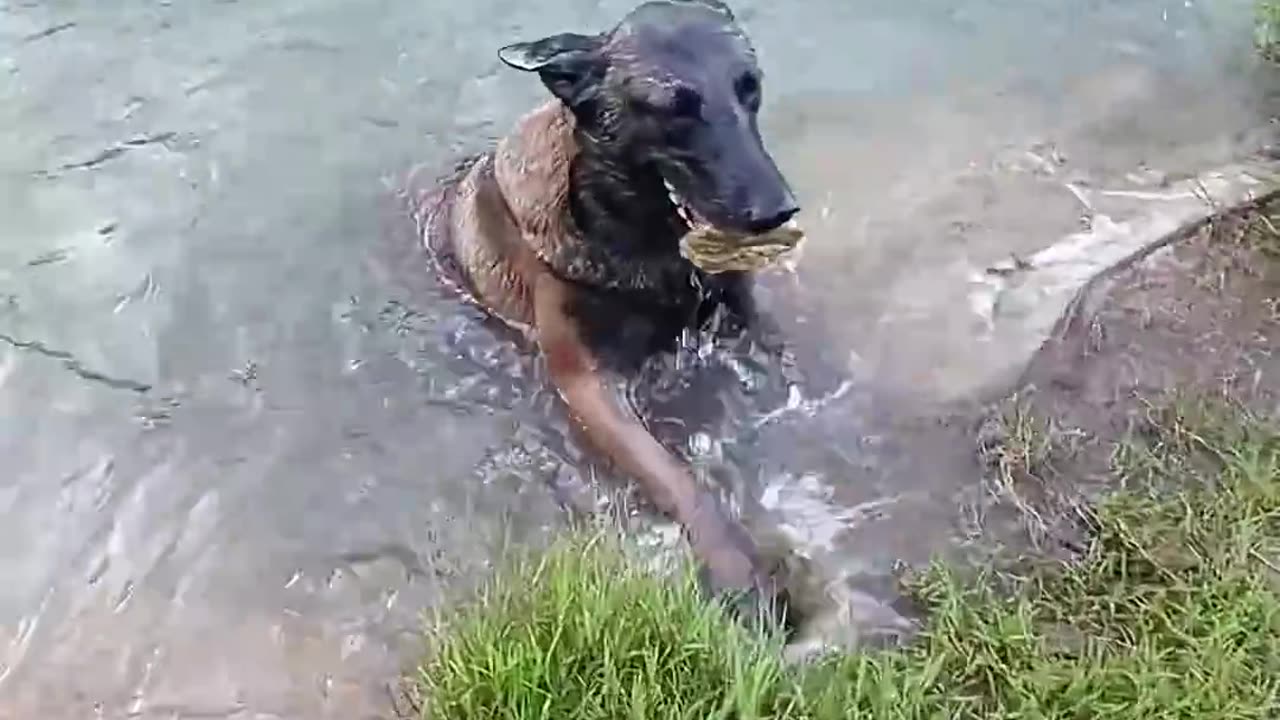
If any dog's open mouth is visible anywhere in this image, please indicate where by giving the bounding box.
[663,181,805,274]
[663,180,715,234]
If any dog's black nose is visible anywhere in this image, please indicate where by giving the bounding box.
[744,203,799,234]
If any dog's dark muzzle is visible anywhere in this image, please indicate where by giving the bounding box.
[685,135,799,236]
[739,187,799,234]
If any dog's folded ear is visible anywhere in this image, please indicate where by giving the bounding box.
[498,33,605,109]
[676,0,736,20]
[497,33,599,72]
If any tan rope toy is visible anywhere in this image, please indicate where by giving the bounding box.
[678,220,806,274]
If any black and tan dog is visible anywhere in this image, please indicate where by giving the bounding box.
[408,0,800,613]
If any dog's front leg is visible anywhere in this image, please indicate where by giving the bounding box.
[532,270,768,599]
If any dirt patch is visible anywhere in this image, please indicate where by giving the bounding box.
[1024,197,1280,419]
[974,194,1280,555]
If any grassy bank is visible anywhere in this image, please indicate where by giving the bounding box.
[1260,0,1280,59]
[410,399,1280,720]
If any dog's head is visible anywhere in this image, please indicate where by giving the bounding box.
[499,0,799,237]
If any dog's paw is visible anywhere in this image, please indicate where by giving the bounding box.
[698,563,794,635]
[688,520,795,632]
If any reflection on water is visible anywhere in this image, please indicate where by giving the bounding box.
[2,0,1277,716]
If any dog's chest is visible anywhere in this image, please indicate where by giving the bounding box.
[565,276,731,373]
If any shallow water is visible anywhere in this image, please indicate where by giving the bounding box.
[1,0,1277,716]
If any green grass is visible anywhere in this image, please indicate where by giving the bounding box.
[411,402,1280,719]
[1240,206,1280,260]
[411,533,796,719]
[1259,0,1280,60]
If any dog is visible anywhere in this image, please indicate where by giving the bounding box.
[406,0,801,615]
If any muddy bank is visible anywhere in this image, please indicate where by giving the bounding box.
[973,192,1280,561]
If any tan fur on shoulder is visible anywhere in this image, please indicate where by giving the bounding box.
[492,101,579,262]
[414,102,586,333]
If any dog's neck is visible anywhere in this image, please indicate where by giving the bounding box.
[494,101,706,305]
[567,134,681,258]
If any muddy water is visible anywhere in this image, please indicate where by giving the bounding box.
[1,0,1276,717]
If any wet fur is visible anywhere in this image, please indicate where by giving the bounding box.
[407,0,796,618]
[412,102,758,367]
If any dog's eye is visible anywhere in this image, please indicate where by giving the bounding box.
[735,72,761,109]
[670,86,703,119]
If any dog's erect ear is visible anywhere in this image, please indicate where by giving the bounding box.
[498,33,605,108]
